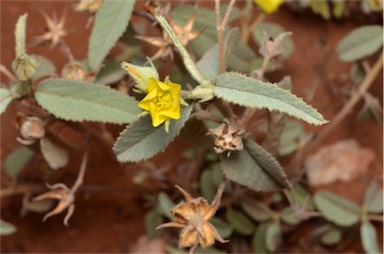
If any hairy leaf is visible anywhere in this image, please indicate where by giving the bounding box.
[113,106,192,162]
[32,56,56,81]
[336,25,383,62]
[15,13,27,57]
[215,72,327,125]
[221,138,291,192]
[241,198,272,222]
[363,181,383,213]
[88,0,135,70]
[252,222,269,253]
[40,138,69,170]
[0,220,17,235]
[314,191,360,226]
[95,61,125,85]
[0,88,12,114]
[361,220,381,254]
[226,209,255,236]
[266,221,280,252]
[157,192,175,220]
[35,79,140,124]
[5,146,34,177]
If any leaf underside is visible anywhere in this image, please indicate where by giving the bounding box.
[113,106,192,162]
[35,78,140,124]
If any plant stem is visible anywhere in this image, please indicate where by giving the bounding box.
[70,137,89,194]
[368,214,384,222]
[289,51,384,178]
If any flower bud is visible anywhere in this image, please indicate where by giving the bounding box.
[61,62,88,81]
[12,54,39,81]
[17,116,45,145]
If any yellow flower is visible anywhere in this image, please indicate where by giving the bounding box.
[138,77,181,128]
[157,183,228,253]
[254,0,284,13]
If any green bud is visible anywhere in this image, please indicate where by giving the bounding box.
[189,84,215,102]
[121,59,159,92]
[12,54,39,81]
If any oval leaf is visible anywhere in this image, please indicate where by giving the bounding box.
[266,221,281,252]
[113,106,192,162]
[0,88,12,114]
[0,220,17,235]
[40,138,68,170]
[314,191,360,227]
[221,138,291,192]
[226,208,255,236]
[252,222,269,253]
[15,13,27,57]
[35,78,140,124]
[320,226,342,246]
[363,181,383,214]
[157,192,175,220]
[241,198,272,222]
[361,220,381,254]
[210,217,234,239]
[336,25,383,62]
[88,0,135,70]
[5,146,34,177]
[215,72,327,125]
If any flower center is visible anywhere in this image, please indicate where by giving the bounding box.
[155,91,173,110]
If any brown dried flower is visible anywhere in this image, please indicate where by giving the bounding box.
[74,0,103,13]
[61,62,88,81]
[17,116,46,145]
[157,183,228,254]
[33,10,68,48]
[144,0,171,19]
[33,183,75,226]
[208,120,245,156]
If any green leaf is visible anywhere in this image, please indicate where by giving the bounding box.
[157,192,175,220]
[35,78,140,124]
[221,138,291,192]
[32,56,56,81]
[241,198,272,222]
[266,221,280,252]
[88,0,135,70]
[200,169,216,202]
[320,226,342,246]
[40,138,68,170]
[363,181,383,213]
[0,88,12,114]
[172,5,239,58]
[361,220,381,254]
[278,120,314,156]
[226,208,255,236]
[95,61,125,85]
[288,184,315,210]
[4,146,34,177]
[210,217,233,239]
[314,191,360,227]
[215,72,327,125]
[336,25,383,62]
[252,222,269,253]
[15,13,27,57]
[253,22,295,59]
[281,207,301,225]
[0,219,17,235]
[145,209,163,238]
[113,106,192,162]
[228,40,256,73]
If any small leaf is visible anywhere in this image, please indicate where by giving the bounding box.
[40,137,68,170]
[266,221,280,252]
[226,208,255,236]
[320,226,342,246]
[210,217,233,239]
[0,219,17,235]
[95,61,125,85]
[35,78,140,124]
[361,220,381,254]
[281,207,300,225]
[113,106,192,162]
[88,0,135,70]
[200,169,216,202]
[221,138,291,192]
[252,222,269,253]
[363,181,383,213]
[336,25,383,62]
[157,192,175,220]
[278,120,314,156]
[14,13,27,57]
[32,56,56,81]
[288,184,315,210]
[241,198,272,222]
[314,191,360,227]
[215,72,327,125]
[4,146,34,177]
[145,209,163,238]
[0,88,12,114]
